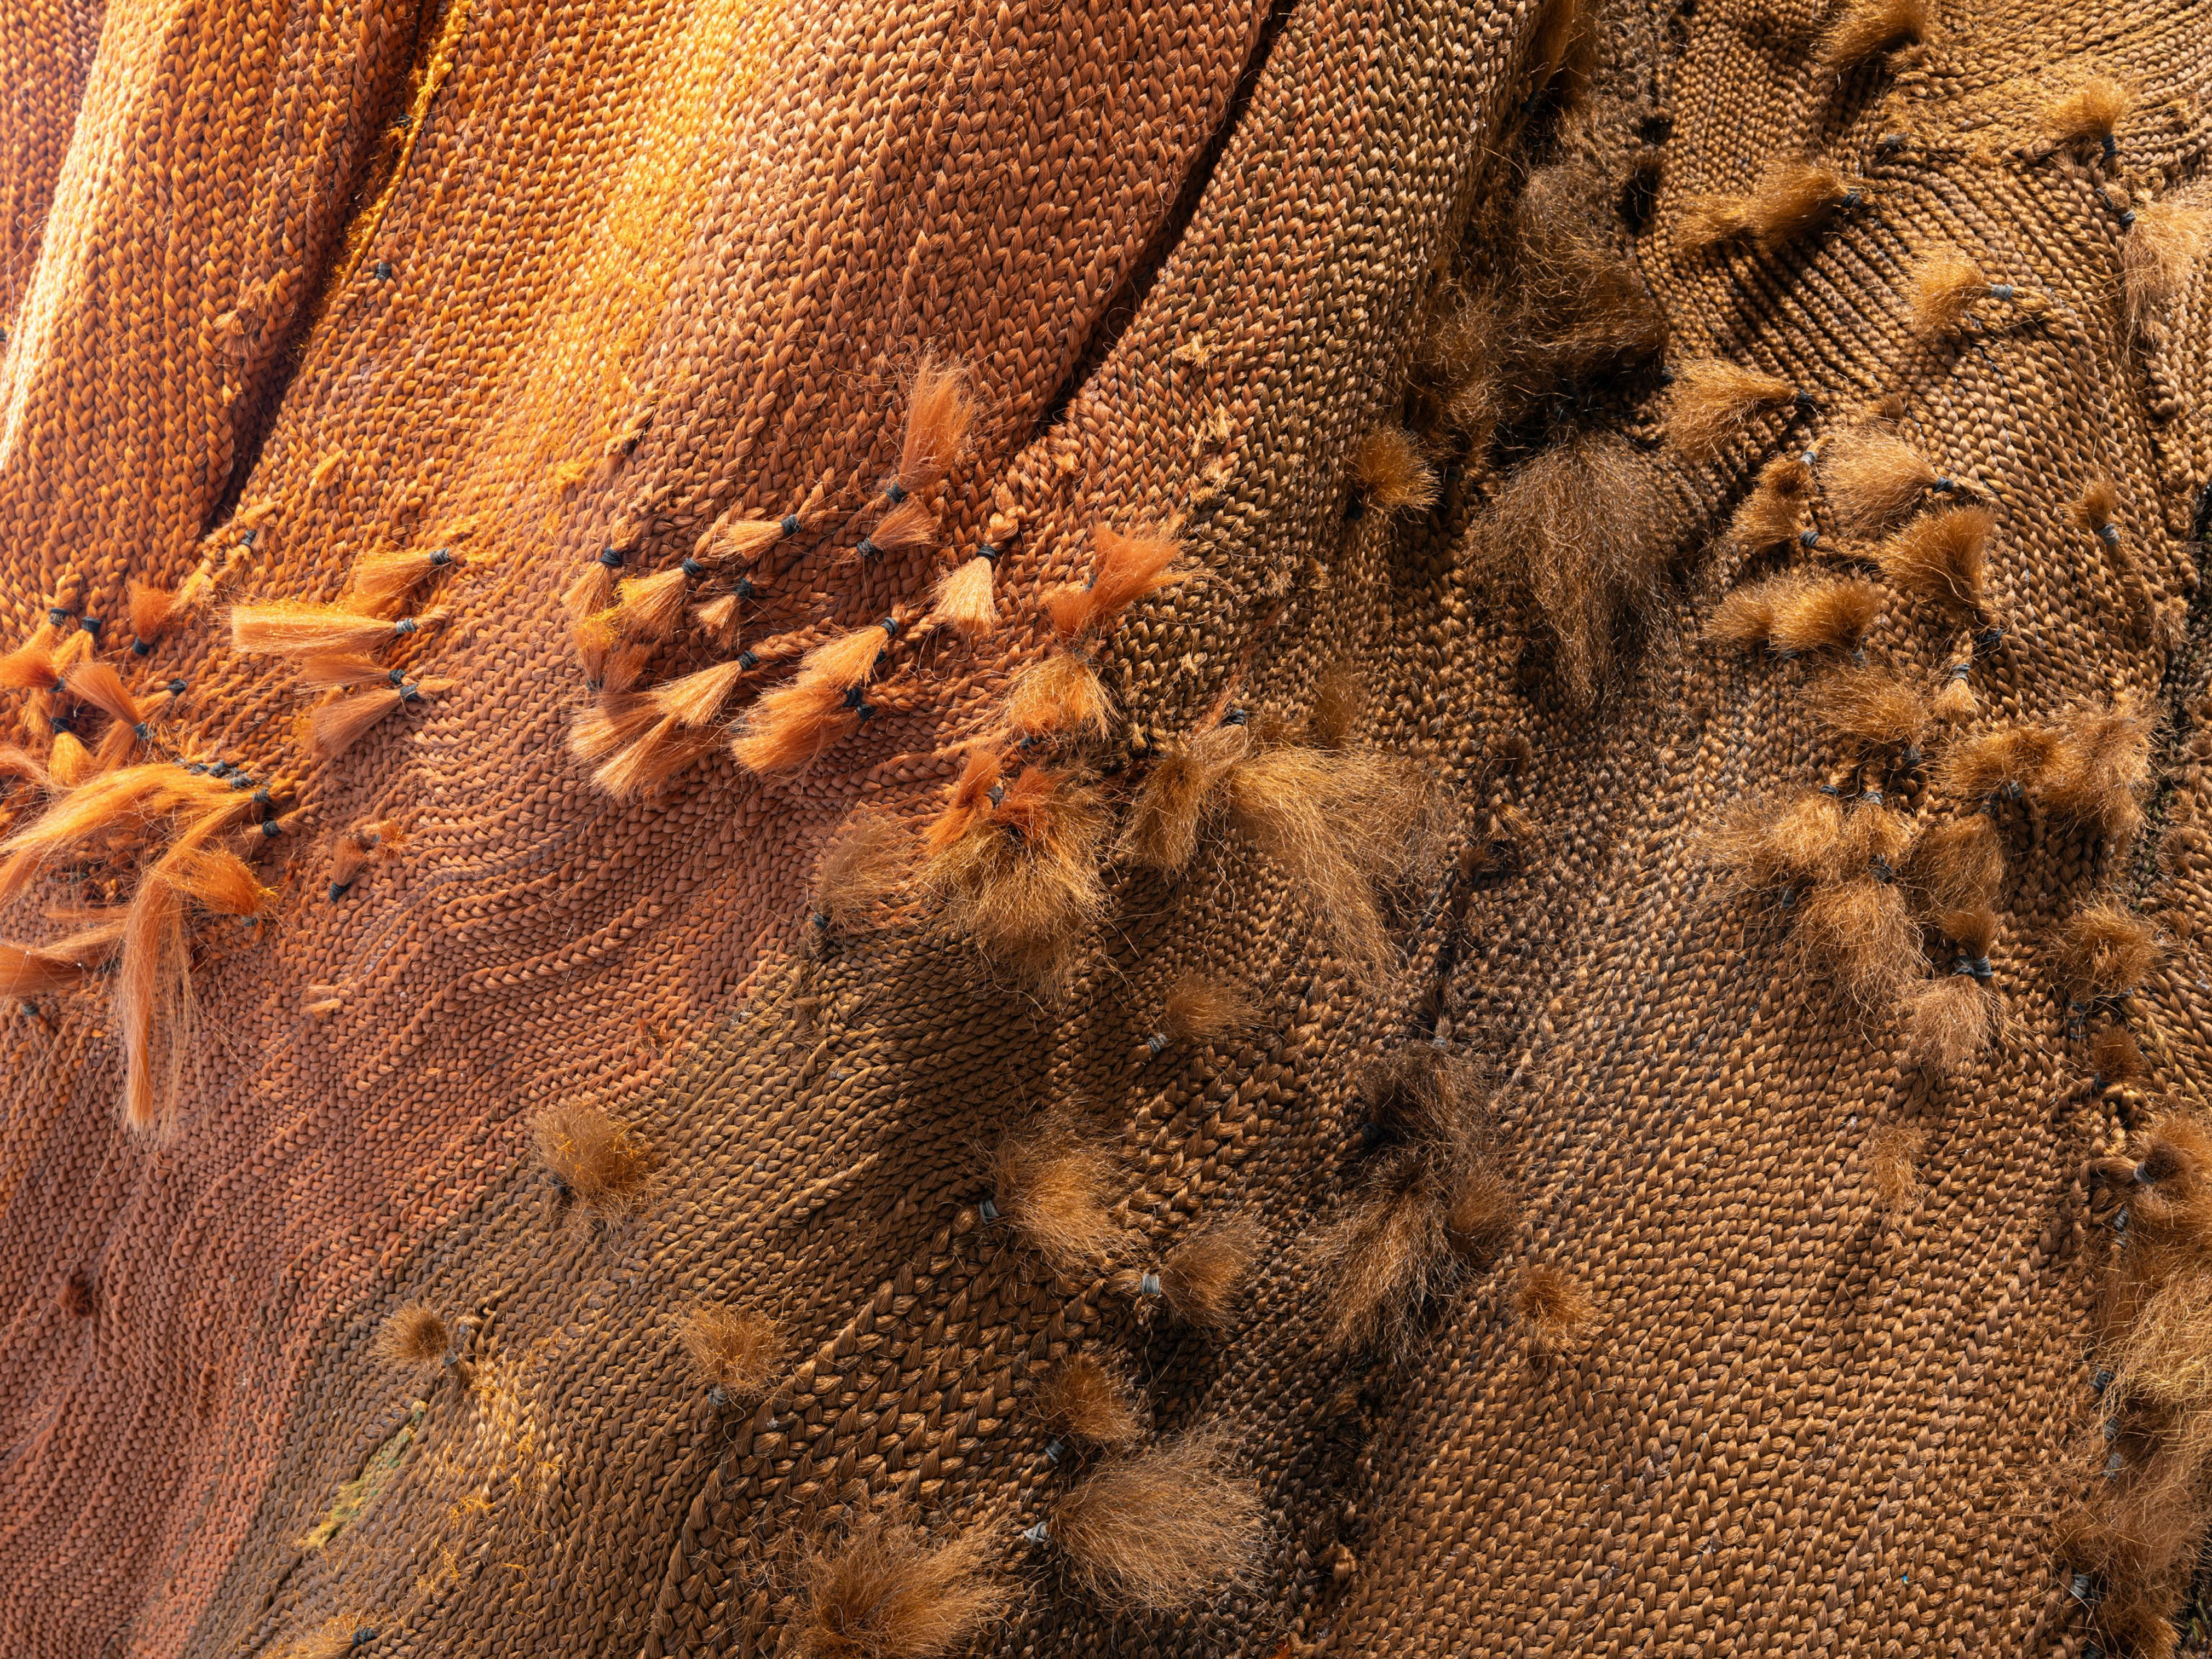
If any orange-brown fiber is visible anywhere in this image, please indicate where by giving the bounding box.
[7,0,2212,1656]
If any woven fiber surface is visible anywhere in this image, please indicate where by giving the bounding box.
[2,0,2211,1655]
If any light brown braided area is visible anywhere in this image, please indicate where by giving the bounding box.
[2,0,2210,1655]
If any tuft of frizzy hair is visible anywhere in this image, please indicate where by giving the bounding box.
[1047,1429,1262,1612]
[1902,812,2004,912]
[1662,359,1799,462]
[888,353,977,498]
[1158,973,1256,1051]
[1119,722,1249,874]
[2036,703,2152,842]
[2052,903,2159,1005]
[346,545,459,615]
[678,1304,781,1399]
[372,1304,448,1367]
[1821,429,1956,537]
[1036,1354,1144,1450]
[1351,427,1438,516]
[813,811,913,934]
[1117,1213,1263,1329]
[1864,1121,1926,1212]
[1793,804,1926,1006]
[1814,0,1927,71]
[1707,787,1847,895]
[231,600,442,660]
[310,677,452,760]
[1709,571,1881,656]
[990,1114,1125,1277]
[1045,526,1183,642]
[1517,1263,1596,1358]
[1005,653,1114,742]
[532,1103,657,1217]
[1726,456,1816,552]
[0,918,127,1001]
[796,1517,1006,1659]
[1906,249,2031,341]
[1306,665,1367,750]
[2122,196,2211,341]
[1222,745,1430,972]
[1903,906,2001,1072]
[61,660,145,730]
[2090,1022,2148,1089]
[1815,664,1931,759]
[1478,432,1667,703]
[920,765,1109,983]
[1875,505,1994,621]
[1676,160,1859,257]
[2041,76,2130,150]
[1936,725,2060,803]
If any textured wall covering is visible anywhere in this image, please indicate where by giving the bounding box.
[2,0,2210,1654]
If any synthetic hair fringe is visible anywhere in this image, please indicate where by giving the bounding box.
[1044,1429,1261,1611]
[1903,906,2000,1071]
[1726,456,1816,552]
[796,1517,1006,1659]
[919,766,1108,983]
[1120,723,1250,873]
[1479,432,1667,702]
[1876,504,1994,621]
[1350,427,1438,516]
[678,1304,781,1401]
[48,730,95,787]
[2122,196,2210,341]
[372,1304,449,1367]
[812,811,912,934]
[2090,1023,2148,1090]
[1517,1263,1596,1358]
[1821,430,1960,537]
[1907,249,2034,341]
[1662,359,1800,462]
[2053,903,2159,1006]
[1044,526,1183,642]
[1814,0,1927,71]
[1708,571,1881,656]
[595,715,718,800]
[1223,745,1430,972]
[231,601,443,660]
[310,677,451,760]
[345,545,457,615]
[1038,1355,1144,1450]
[2041,76,2130,153]
[532,1103,657,1217]
[989,1115,1125,1278]
[1865,1121,1926,1212]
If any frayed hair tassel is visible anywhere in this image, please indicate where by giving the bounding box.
[594,715,715,800]
[0,917,128,1000]
[62,660,145,731]
[116,866,188,1131]
[1044,1430,1260,1611]
[1904,906,2001,1071]
[1708,571,1882,656]
[1047,526,1184,642]
[48,729,95,787]
[0,623,61,692]
[1817,664,1931,766]
[1140,972,1257,1061]
[990,1115,1125,1277]
[796,609,914,694]
[851,497,938,563]
[887,353,976,498]
[1903,811,2004,910]
[309,677,451,759]
[648,659,748,727]
[345,545,456,615]
[690,592,742,644]
[232,601,445,660]
[1120,723,1250,872]
[561,546,626,619]
[1113,1214,1261,1328]
[2122,197,2211,341]
[1821,430,1961,536]
[1727,456,1816,551]
[609,562,700,641]
[1684,163,1864,255]
[1876,505,1994,621]
[918,765,1108,981]
[2041,77,2130,158]
[931,546,1000,637]
[1908,250,2037,341]
[1662,359,1803,461]
[794,1517,1005,1659]
[1006,653,1113,741]
[730,677,862,775]
[126,571,210,655]
[693,478,830,567]
[1349,428,1438,517]
[1814,0,1927,72]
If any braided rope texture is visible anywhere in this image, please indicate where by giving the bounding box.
[1,0,2210,1654]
